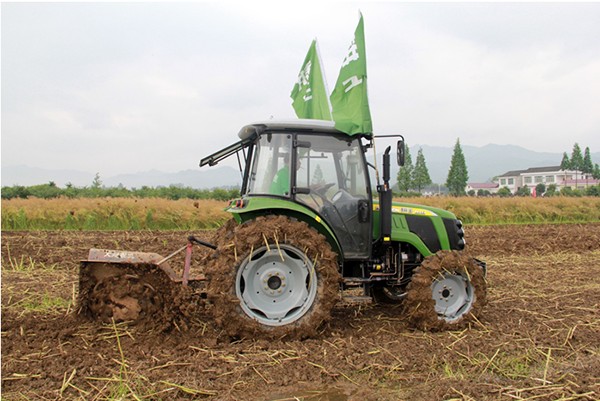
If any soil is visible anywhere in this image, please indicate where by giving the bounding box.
[2,223,600,400]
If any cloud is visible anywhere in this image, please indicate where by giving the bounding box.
[2,2,600,177]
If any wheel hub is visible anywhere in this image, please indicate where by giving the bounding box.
[431,271,475,322]
[236,245,317,326]
[267,274,283,290]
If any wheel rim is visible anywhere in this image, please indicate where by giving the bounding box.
[236,244,317,326]
[431,271,475,322]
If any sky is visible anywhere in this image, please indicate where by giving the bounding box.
[2,2,600,177]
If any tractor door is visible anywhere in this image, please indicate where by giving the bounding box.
[295,134,372,259]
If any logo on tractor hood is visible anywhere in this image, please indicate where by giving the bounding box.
[373,204,438,217]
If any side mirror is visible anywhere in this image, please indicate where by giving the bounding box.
[397,138,405,166]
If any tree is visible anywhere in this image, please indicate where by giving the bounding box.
[445,138,469,196]
[560,152,571,186]
[593,164,600,180]
[92,173,102,188]
[545,184,558,197]
[412,148,432,192]
[583,147,594,176]
[396,144,414,192]
[516,185,531,197]
[312,165,325,185]
[497,187,512,197]
[570,143,584,186]
[90,172,103,197]
[560,152,570,170]
[535,183,546,196]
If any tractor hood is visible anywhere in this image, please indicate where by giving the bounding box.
[373,200,457,220]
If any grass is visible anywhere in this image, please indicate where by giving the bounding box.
[1,197,230,230]
[18,293,72,313]
[2,196,600,230]
[398,196,600,224]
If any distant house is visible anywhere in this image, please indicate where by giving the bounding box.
[496,169,526,193]
[562,178,600,190]
[466,182,499,195]
[495,166,598,193]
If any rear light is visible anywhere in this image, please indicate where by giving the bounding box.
[456,219,466,249]
[230,199,247,209]
[444,218,466,250]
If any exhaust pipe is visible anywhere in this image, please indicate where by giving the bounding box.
[378,146,392,243]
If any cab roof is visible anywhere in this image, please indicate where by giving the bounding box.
[238,119,370,140]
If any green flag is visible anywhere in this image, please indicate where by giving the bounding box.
[330,13,373,135]
[291,39,332,120]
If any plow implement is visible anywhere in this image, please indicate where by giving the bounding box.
[77,236,215,325]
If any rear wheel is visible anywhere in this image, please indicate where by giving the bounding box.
[404,250,487,331]
[205,215,340,339]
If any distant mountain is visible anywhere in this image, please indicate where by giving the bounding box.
[1,165,241,189]
[103,167,241,189]
[2,145,599,188]
[1,165,96,188]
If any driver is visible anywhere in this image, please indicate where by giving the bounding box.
[269,154,301,196]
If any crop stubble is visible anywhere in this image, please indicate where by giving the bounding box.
[1,224,599,400]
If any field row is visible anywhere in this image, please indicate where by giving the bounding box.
[1,224,599,400]
[2,196,600,230]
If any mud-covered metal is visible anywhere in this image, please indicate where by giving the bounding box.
[83,248,206,283]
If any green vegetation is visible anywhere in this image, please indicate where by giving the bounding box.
[413,148,432,192]
[396,145,432,193]
[561,142,600,179]
[446,138,469,196]
[1,181,240,201]
[396,143,414,192]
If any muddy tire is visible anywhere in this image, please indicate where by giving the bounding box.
[205,216,340,340]
[371,284,405,304]
[404,250,487,331]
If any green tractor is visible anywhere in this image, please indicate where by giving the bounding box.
[78,119,486,339]
[200,119,486,338]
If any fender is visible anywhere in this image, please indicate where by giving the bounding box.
[225,196,343,258]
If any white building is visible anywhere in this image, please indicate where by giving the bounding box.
[466,182,500,195]
[496,166,598,193]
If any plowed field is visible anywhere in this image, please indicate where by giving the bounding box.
[2,224,599,400]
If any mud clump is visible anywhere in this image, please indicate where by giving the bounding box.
[78,262,207,332]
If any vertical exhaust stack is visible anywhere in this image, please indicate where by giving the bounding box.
[379,146,392,243]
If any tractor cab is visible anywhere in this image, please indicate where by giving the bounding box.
[201,120,378,260]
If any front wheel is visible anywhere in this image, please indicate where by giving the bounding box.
[205,216,340,339]
[404,250,487,331]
